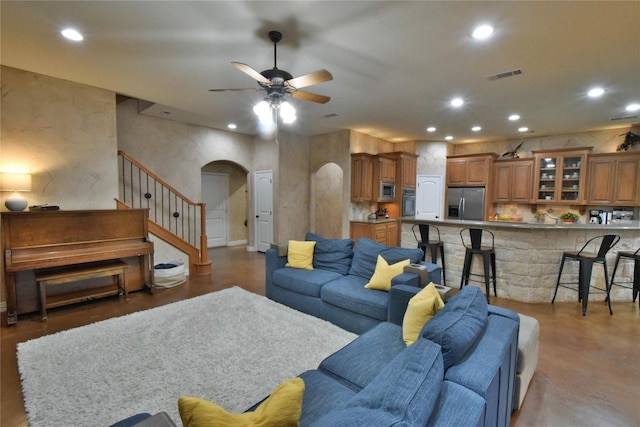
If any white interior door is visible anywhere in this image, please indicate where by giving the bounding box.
[254,170,273,252]
[416,175,443,219]
[202,172,228,247]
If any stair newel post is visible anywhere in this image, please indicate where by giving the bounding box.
[199,202,209,270]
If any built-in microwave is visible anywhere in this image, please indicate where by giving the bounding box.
[380,181,395,202]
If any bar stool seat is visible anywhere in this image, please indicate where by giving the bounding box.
[412,223,446,285]
[459,228,496,303]
[610,248,640,308]
[552,234,620,316]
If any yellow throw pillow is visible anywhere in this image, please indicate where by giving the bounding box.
[285,240,316,270]
[364,255,411,291]
[178,377,305,427]
[403,283,445,346]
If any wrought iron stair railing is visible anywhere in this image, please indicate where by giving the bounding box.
[117,150,211,275]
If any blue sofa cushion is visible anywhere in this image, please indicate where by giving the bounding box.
[427,381,485,427]
[321,275,388,321]
[272,268,343,298]
[305,232,354,275]
[421,286,488,369]
[348,237,424,280]
[319,322,405,391]
[297,370,356,426]
[348,238,387,279]
[310,338,444,427]
[380,246,424,265]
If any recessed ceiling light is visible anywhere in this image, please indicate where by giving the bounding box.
[61,28,83,41]
[426,126,436,132]
[587,87,605,98]
[472,25,494,40]
[227,123,237,129]
[508,114,520,121]
[450,98,464,107]
[626,103,640,112]
[472,126,482,132]
[445,135,454,141]
[518,127,529,133]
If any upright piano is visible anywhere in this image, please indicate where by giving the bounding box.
[2,209,154,325]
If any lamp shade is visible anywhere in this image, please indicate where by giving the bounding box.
[1,173,32,192]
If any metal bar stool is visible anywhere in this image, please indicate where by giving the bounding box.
[412,223,446,285]
[610,247,640,308]
[552,234,620,316]
[459,228,496,303]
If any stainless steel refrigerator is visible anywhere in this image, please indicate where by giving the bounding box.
[447,187,485,220]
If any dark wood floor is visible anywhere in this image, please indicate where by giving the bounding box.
[2,246,639,427]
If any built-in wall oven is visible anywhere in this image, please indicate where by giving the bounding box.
[402,189,416,217]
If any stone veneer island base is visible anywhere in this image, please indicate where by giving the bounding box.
[401,219,640,303]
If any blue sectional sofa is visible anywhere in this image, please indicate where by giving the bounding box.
[298,285,519,427]
[266,234,442,334]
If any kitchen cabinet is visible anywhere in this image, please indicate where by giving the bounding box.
[532,148,591,204]
[377,156,396,182]
[394,152,418,189]
[586,152,640,205]
[493,158,533,203]
[350,221,398,246]
[351,153,375,202]
[446,154,496,186]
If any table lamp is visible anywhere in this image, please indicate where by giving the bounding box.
[1,173,32,211]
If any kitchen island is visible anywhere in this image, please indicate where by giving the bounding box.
[400,218,640,303]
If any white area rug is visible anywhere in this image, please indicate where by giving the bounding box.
[17,286,357,427]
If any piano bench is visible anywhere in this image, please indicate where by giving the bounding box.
[35,260,129,321]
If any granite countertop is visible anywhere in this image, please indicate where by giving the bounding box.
[399,217,640,230]
[350,217,400,224]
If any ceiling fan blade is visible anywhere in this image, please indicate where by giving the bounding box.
[208,88,259,92]
[286,69,333,89]
[231,62,270,84]
[291,90,331,104]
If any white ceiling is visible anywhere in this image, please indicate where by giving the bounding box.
[2,1,639,144]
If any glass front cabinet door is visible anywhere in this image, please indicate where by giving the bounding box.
[532,148,592,204]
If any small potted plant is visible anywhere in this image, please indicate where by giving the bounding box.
[560,212,579,223]
[534,211,545,223]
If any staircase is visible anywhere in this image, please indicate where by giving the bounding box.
[116,150,212,275]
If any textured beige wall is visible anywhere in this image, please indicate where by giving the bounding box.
[1,66,118,210]
[451,127,640,157]
[117,99,254,202]
[275,131,310,242]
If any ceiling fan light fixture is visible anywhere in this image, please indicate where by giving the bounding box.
[253,100,273,124]
[280,101,297,124]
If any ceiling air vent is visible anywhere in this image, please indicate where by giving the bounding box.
[487,69,522,81]
[610,115,638,121]
[323,113,338,118]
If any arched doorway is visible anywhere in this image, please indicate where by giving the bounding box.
[201,161,248,247]
[311,162,343,238]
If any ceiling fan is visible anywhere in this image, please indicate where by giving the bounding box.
[209,31,333,109]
